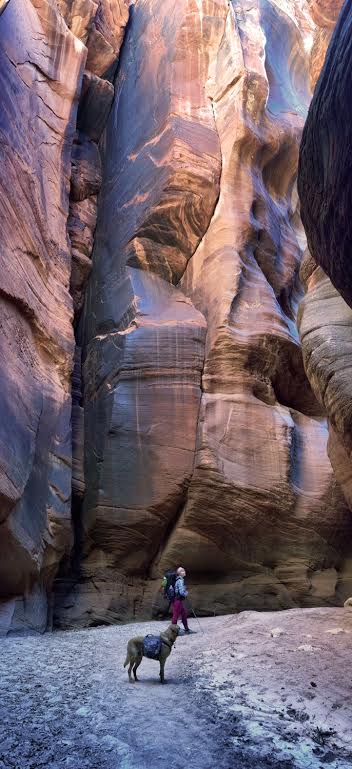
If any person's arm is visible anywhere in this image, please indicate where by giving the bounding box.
[176,577,188,598]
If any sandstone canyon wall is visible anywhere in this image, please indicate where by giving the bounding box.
[0,0,128,634]
[298,1,352,547]
[0,0,351,633]
[56,0,352,628]
[0,0,85,634]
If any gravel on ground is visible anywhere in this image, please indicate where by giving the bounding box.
[0,608,351,769]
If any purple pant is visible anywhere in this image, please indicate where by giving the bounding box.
[172,599,189,630]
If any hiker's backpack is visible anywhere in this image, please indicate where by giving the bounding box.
[143,634,162,659]
[161,569,177,601]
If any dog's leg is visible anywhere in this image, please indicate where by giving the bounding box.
[128,659,135,683]
[133,655,142,682]
[159,660,165,684]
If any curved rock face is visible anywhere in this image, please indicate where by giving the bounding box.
[89,0,223,285]
[0,0,85,633]
[156,0,352,615]
[52,0,352,628]
[61,0,222,624]
[298,0,352,556]
[0,0,128,634]
[299,0,351,306]
[308,0,342,27]
[298,260,352,510]
[307,0,345,88]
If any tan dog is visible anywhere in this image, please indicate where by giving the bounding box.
[123,624,179,683]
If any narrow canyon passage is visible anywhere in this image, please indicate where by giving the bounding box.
[1,610,351,769]
[1,0,352,765]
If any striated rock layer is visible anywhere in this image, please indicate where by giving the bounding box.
[0,0,85,633]
[60,0,129,525]
[55,0,352,628]
[0,0,128,634]
[157,0,352,616]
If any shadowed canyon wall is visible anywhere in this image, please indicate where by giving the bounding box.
[298,1,352,534]
[0,0,351,633]
[0,0,85,633]
[0,0,128,634]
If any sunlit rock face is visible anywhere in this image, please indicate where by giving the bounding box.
[58,0,129,77]
[308,0,344,88]
[53,0,352,628]
[0,0,85,634]
[298,1,352,530]
[309,0,342,28]
[154,0,352,615]
[61,0,221,625]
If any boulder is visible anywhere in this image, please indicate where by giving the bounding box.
[77,72,114,142]
[85,0,129,77]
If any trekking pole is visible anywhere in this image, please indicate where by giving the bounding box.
[188,600,204,634]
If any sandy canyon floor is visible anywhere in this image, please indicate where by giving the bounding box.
[0,608,351,769]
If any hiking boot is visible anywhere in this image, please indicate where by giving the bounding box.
[184,628,196,634]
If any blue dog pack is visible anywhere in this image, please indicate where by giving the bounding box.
[143,634,162,659]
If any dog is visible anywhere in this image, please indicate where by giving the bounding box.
[123,624,179,683]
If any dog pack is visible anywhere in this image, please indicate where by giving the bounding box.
[143,634,162,659]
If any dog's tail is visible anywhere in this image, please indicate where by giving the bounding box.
[123,655,129,668]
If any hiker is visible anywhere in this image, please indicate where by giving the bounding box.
[171,566,193,634]
[160,569,176,619]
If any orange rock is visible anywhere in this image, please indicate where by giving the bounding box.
[58,0,352,627]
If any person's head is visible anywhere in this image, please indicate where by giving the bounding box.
[177,566,186,578]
